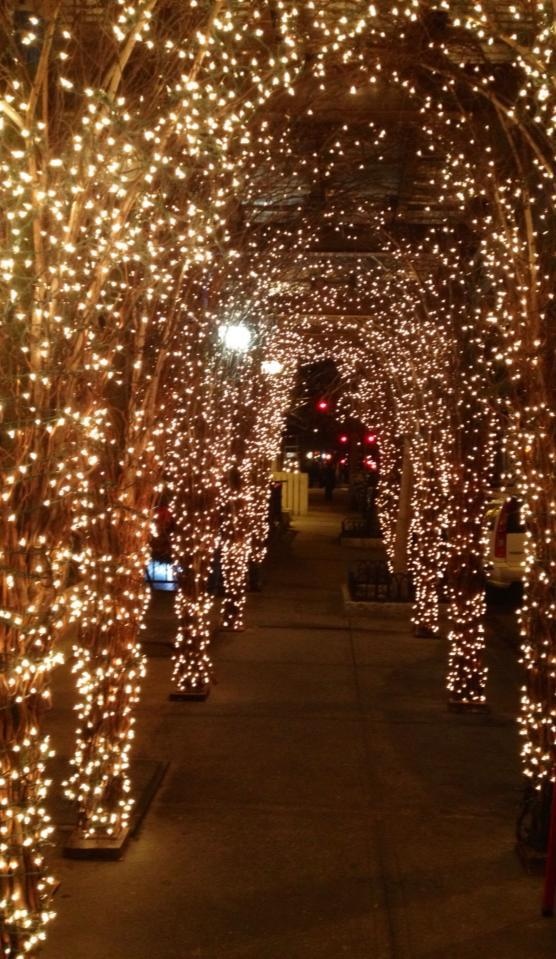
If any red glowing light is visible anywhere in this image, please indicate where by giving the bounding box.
[365,433,377,444]
[317,399,329,411]
[339,434,348,443]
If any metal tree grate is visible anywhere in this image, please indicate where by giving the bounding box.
[348,559,414,602]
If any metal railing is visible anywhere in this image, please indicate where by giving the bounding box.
[348,559,414,602]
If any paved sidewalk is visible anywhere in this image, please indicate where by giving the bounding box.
[43,491,555,958]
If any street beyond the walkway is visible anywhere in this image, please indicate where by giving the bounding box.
[43,490,555,958]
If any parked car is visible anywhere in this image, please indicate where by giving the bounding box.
[483,495,525,588]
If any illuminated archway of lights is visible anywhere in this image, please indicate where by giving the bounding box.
[0,0,555,951]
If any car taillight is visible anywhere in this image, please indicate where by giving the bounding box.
[494,502,509,558]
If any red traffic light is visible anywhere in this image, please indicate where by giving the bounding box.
[316,399,329,411]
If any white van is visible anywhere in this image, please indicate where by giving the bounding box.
[483,495,525,588]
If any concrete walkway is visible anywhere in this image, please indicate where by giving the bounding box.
[43,491,555,958]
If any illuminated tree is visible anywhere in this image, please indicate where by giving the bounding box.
[166,306,229,699]
[0,1,164,945]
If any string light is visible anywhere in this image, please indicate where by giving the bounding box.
[0,2,555,950]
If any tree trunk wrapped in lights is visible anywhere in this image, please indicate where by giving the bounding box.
[64,477,152,838]
[246,352,299,571]
[220,469,252,632]
[445,519,488,709]
[404,321,453,638]
[392,437,412,576]
[0,507,67,955]
[437,265,499,710]
[0,2,166,942]
[219,448,277,628]
[409,437,446,639]
[337,347,402,571]
[168,379,223,698]
[173,571,214,697]
[247,455,276,572]
[63,296,170,834]
[369,382,404,573]
[445,402,494,710]
[513,406,556,781]
[376,431,403,572]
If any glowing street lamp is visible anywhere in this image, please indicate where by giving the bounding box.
[261,359,284,375]
[218,322,252,353]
